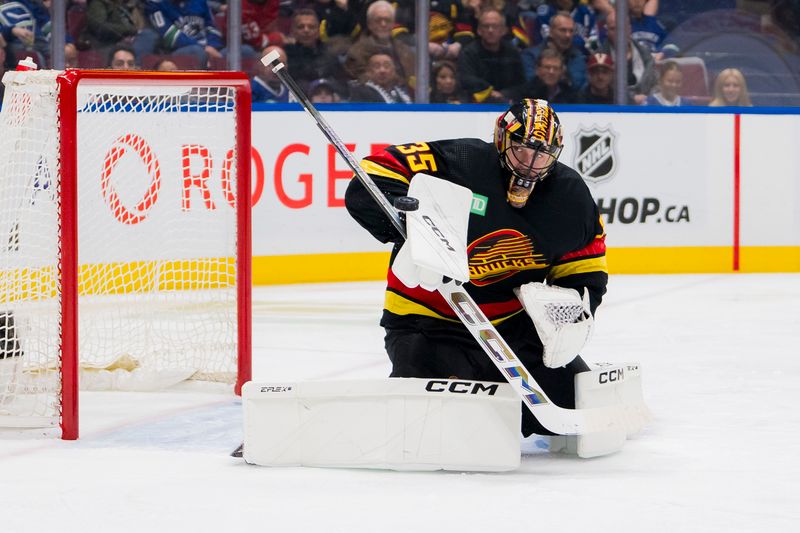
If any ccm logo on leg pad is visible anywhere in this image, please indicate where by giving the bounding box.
[598,369,624,383]
[425,380,499,395]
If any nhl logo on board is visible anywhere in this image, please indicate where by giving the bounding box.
[573,126,618,184]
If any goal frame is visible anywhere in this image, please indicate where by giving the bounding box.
[54,70,253,439]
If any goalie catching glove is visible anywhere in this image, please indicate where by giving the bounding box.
[391,173,472,292]
[515,282,594,368]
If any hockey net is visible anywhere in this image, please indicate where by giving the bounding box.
[0,69,252,439]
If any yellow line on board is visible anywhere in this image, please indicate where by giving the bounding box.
[4,248,797,303]
[252,247,800,284]
[252,252,391,285]
[739,246,800,272]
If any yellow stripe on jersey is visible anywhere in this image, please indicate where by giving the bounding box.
[549,255,608,280]
[360,159,410,185]
[385,290,460,322]
[384,290,523,325]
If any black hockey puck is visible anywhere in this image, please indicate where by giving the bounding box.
[394,196,419,212]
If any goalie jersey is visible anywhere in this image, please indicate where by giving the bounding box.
[345,138,608,328]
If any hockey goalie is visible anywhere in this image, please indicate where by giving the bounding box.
[243,53,649,470]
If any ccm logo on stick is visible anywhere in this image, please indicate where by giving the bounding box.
[425,380,499,395]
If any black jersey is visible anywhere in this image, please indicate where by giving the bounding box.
[345,138,608,327]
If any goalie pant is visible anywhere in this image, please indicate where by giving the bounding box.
[384,311,589,437]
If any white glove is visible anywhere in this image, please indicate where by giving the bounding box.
[515,282,594,368]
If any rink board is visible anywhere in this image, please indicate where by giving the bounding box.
[244,107,798,281]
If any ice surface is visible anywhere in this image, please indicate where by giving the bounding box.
[1,274,799,532]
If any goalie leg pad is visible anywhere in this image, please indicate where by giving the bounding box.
[562,362,651,458]
[242,378,521,471]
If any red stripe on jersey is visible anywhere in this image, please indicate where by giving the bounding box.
[365,151,412,178]
[386,269,523,321]
[387,268,455,317]
[557,235,606,263]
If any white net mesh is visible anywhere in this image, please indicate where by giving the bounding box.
[1,70,244,430]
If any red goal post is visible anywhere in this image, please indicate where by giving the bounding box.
[0,69,252,440]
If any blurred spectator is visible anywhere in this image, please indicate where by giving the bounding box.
[107,44,138,69]
[430,60,470,103]
[251,45,292,102]
[576,51,614,104]
[344,1,415,84]
[763,0,800,53]
[65,41,78,67]
[457,8,524,103]
[0,0,52,66]
[311,0,358,43]
[629,0,667,55]
[0,38,6,101]
[515,0,598,51]
[308,77,343,103]
[82,0,158,60]
[389,0,474,61]
[521,11,587,90]
[143,0,223,68]
[645,61,689,106]
[348,50,412,103]
[154,57,178,70]
[708,68,753,107]
[508,47,577,102]
[224,0,285,59]
[285,8,345,89]
[594,12,656,104]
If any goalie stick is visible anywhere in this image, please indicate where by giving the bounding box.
[260,50,630,436]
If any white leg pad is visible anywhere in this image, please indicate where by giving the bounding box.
[242,378,521,471]
[566,362,651,458]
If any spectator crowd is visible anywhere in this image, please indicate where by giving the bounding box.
[3,0,796,106]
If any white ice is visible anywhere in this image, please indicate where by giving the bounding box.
[1,274,799,532]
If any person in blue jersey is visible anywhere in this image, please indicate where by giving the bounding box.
[644,61,691,106]
[0,0,52,65]
[628,0,667,56]
[344,99,608,437]
[143,0,223,69]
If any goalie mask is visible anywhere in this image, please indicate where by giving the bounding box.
[494,99,564,208]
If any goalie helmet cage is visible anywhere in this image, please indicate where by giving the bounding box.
[0,69,252,440]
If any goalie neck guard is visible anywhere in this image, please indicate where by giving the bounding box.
[494,99,564,208]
